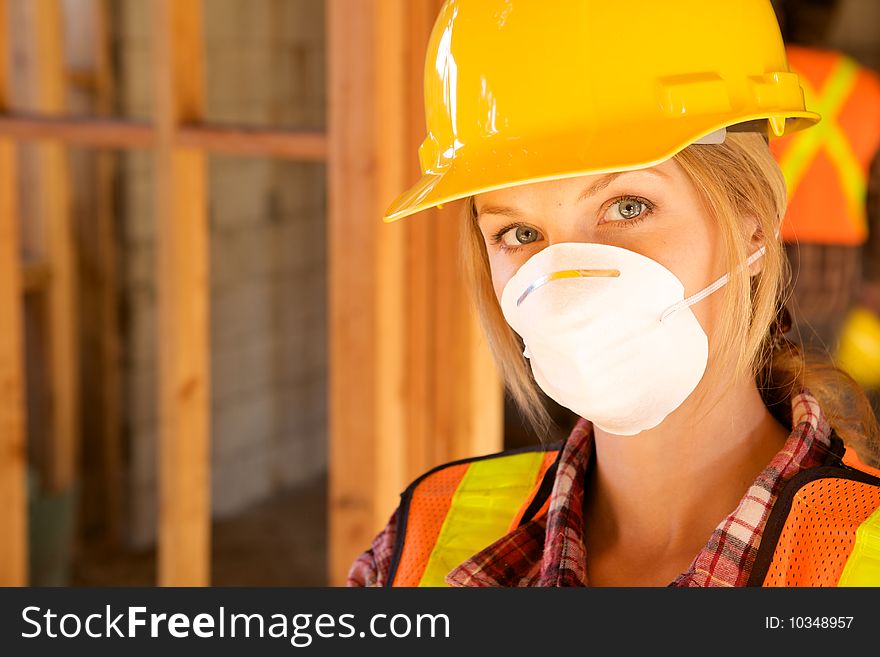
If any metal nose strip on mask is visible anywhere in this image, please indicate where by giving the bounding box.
[516,269,620,307]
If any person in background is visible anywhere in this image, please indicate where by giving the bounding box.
[771,0,880,359]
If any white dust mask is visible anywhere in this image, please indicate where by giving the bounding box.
[500,241,766,435]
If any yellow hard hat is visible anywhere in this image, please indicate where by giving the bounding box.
[384,0,820,223]
[836,307,880,389]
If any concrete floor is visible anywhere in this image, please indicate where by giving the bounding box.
[71,473,327,587]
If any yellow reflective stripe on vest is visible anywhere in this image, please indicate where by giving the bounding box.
[417,451,546,587]
[779,57,867,233]
[837,504,880,586]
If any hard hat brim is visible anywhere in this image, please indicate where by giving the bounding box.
[383,112,820,223]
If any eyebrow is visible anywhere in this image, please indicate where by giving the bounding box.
[475,169,670,222]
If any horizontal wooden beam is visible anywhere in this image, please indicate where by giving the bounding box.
[0,114,154,148]
[0,113,327,160]
[176,124,327,160]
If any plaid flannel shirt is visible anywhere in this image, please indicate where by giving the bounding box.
[347,389,833,587]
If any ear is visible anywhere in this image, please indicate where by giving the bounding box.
[744,215,765,276]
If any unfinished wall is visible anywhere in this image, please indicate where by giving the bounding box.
[117,0,327,548]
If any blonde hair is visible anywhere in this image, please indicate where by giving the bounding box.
[459,131,880,467]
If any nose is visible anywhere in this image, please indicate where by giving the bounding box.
[517,268,620,307]
[547,230,596,247]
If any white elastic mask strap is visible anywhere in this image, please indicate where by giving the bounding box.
[660,245,766,323]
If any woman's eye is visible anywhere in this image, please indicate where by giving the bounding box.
[604,197,649,223]
[499,225,541,248]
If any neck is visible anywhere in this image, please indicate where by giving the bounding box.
[584,371,790,555]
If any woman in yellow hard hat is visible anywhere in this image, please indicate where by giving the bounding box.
[348,0,880,587]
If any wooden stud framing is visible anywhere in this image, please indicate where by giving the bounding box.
[328,0,381,586]
[0,115,154,148]
[0,115,327,160]
[400,0,434,495]
[0,0,28,587]
[372,0,408,552]
[1,0,502,588]
[175,124,326,160]
[93,0,122,545]
[328,0,503,585]
[154,0,210,587]
[34,0,79,493]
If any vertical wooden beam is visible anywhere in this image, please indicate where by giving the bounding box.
[401,0,434,508]
[154,0,210,587]
[328,0,383,586]
[373,0,407,546]
[93,0,122,545]
[0,0,28,586]
[34,0,79,493]
[464,310,504,457]
[328,0,503,585]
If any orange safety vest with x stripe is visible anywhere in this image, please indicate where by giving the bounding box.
[771,45,880,246]
[386,437,880,586]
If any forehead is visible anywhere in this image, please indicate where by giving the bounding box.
[474,158,684,215]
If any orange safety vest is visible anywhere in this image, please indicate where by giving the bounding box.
[387,435,880,587]
[389,444,559,587]
[771,45,880,246]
